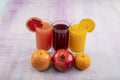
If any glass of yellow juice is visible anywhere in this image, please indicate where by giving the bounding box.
[69,24,87,53]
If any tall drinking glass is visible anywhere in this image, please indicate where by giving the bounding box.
[53,21,69,51]
[69,24,87,52]
[36,21,53,50]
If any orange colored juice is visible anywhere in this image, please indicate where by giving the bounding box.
[36,22,53,50]
[69,24,87,52]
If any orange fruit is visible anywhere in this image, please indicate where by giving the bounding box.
[25,17,43,32]
[79,18,95,32]
[75,53,91,70]
[31,49,51,71]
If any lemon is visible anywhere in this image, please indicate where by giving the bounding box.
[79,18,95,32]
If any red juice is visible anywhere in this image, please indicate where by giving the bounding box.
[53,22,69,51]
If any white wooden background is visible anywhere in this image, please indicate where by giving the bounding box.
[0,0,120,80]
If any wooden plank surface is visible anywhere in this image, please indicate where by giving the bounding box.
[0,0,120,80]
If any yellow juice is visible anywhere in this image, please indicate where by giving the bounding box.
[69,24,87,52]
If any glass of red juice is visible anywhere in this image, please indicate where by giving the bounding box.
[53,20,70,51]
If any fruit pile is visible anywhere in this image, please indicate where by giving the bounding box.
[25,17,95,72]
[31,49,90,72]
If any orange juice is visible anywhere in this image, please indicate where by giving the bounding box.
[69,24,87,52]
[36,22,52,50]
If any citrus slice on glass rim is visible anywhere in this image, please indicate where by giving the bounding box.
[25,17,43,32]
[79,18,95,32]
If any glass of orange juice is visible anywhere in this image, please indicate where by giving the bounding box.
[69,18,95,53]
[36,20,53,50]
[69,24,87,53]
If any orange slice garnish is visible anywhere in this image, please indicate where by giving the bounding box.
[79,18,95,32]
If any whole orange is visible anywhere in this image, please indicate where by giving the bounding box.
[31,49,51,71]
[75,53,91,70]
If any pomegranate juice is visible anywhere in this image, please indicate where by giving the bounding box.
[53,24,69,50]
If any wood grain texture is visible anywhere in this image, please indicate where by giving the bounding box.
[0,0,120,80]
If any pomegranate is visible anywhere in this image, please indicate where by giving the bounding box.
[52,49,74,72]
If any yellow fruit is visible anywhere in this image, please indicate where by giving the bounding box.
[79,18,95,32]
[31,49,51,71]
[75,53,91,70]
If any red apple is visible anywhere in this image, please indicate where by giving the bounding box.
[52,49,74,72]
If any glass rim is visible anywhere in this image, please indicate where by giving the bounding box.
[52,20,70,26]
[35,19,52,31]
[52,20,70,32]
